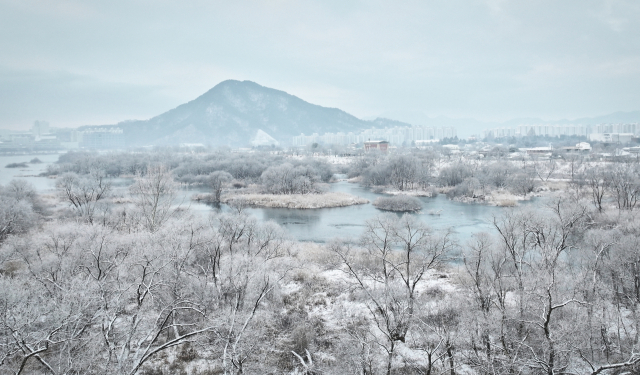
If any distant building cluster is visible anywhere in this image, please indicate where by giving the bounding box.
[0,121,125,153]
[0,121,77,153]
[292,126,457,147]
[483,123,640,141]
[80,127,125,149]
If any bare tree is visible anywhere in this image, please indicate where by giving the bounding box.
[532,157,558,182]
[485,201,590,374]
[521,200,587,374]
[479,161,516,189]
[562,152,584,181]
[204,211,289,374]
[582,167,607,213]
[584,233,640,374]
[438,163,473,187]
[332,214,454,375]
[1,224,106,374]
[0,274,97,375]
[0,199,34,244]
[129,164,179,232]
[507,169,537,197]
[56,170,111,223]
[84,222,219,374]
[388,155,418,191]
[608,162,640,210]
[261,163,321,195]
[4,180,36,203]
[208,171,233,203]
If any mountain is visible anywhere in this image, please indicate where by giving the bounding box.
[81,80,640,146]
[104,80,380,147]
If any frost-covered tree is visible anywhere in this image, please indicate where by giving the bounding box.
[584,165,608,212]
[332,214,454,375]
[129,164,178,232]
[0,181,38,243]
[387,155,418,191]
[0,198,34,243]
[261,163,321,195]
[56,170,111,223]
[608,162,640,210]
[207,170,232,203]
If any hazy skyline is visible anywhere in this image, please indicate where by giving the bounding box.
[1,0,639,130]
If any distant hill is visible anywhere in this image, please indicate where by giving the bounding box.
[79,80,640,146]
[378,111,640,138]
[95,80,393,147]
[561,111,640,125]
[500,112,640,127]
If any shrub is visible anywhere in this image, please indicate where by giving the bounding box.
[438,162,472,186]
[507,172,537,197]
[5,162,28,168]
[373,195,422,212]
[261,163,321,194]
[446,177,482,199]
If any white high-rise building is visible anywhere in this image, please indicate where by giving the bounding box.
[292,125,457,147]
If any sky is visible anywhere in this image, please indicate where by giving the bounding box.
[0,0,639,130]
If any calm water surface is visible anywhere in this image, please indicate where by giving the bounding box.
[242,180,514,243]
[0,154,61,192]
[1,154,521,243]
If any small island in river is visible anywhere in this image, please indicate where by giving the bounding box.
[220,192,368,209]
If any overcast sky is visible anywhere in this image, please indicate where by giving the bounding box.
[1,0,639,130]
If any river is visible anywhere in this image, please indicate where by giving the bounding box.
[188,178,518,244]
[246,181,510,243]
[0,153,61,192]
[1,154,520,243]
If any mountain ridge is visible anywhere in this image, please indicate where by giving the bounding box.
[79,80,640,146]
[108,80,380,147]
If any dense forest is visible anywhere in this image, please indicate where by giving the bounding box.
[2,147,640,374]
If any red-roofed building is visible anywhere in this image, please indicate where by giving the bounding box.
[364,140,389,152]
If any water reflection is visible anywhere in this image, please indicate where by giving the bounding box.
[259,208,322,226]
[0,155,528,244]
[240,181,527,243]
[244,207,322,241]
